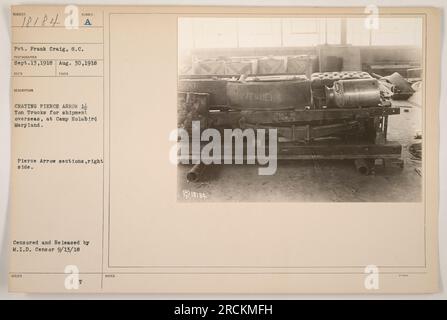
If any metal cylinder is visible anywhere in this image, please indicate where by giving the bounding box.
[354,159,373,175]
[226,79,311,110]
[325,78,381,108]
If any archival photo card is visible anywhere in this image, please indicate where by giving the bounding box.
[177,16,424,202]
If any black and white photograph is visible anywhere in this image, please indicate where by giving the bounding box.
[177,16,424,202]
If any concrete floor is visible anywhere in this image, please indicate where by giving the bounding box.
[178,104,422,202]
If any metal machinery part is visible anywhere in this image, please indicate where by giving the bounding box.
[178,71,403,180]
[177,92,209,133]
[325,78,382,108]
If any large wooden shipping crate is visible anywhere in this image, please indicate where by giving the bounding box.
[257,56,288,74]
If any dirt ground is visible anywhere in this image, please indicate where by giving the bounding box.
[178,103,423,202]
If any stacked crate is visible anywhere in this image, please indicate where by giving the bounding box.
[224,58,257,75]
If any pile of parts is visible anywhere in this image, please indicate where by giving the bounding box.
[178,71,404,181]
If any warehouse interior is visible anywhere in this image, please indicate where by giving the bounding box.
[177,17,423,202]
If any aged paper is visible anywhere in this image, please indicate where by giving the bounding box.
[9,5,441,293]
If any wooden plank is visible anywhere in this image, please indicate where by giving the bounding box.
[208,107,400,126]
